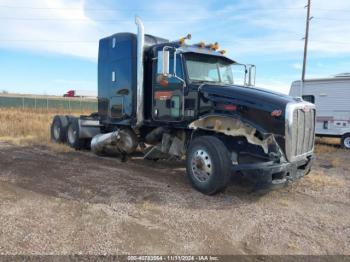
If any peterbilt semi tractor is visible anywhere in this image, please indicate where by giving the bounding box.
[51,17,316,195]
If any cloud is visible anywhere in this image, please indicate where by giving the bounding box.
[1,0,349,59]
[53,78,95,87]
[0,0,349,94]
[258,76,296,95]
[0,0,101,59]
[293,63,302,70]
[212,0,350,57]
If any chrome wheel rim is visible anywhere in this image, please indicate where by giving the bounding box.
[67,125,76,144]
[191,149,213,182]
[344,137,350,149]
[53,122,60,140]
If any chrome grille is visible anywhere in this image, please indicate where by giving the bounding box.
[286,102,316,162]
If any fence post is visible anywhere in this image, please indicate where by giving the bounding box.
[34,96,37,110]
[47,97,49,111]
[22,97,25,110]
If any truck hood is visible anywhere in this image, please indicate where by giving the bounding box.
[199,84,296,109]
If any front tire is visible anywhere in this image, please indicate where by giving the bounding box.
[341,133,350,149]
[66,118,86,150]
[186,136,231,195]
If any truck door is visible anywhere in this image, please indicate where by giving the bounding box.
[152,55,184,122]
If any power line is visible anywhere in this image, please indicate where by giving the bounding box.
[0,40,97,43]
[0,4,305,12]
[0,17,212,22]
[0,39,348,45]
[316,17,350,22]
[311,40,350,45]
[0,4,194,11]
[313,8,350,13]
[0,17,349,23]
[1,4,350,14]
[0,15,348,23]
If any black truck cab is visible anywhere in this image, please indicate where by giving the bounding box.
[51,17,316,195]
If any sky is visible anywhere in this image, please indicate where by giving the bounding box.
[0,0,349,95]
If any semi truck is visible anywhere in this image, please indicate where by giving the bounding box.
[290,75,350,149]
[63,89,97,98]
[51,17,316,195]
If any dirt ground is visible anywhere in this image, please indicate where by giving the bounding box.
[0,141,349,255]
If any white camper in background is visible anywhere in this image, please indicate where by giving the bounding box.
[289,74,350,149]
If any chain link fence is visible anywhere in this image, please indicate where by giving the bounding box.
[0,95,98,111]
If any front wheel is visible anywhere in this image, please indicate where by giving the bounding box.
[186,136,232,195]
[341,134,350,149]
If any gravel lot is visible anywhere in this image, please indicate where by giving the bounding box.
[0,141,349,255]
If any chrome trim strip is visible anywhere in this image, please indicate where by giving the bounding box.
[285,101,316,162]
[135,16,145,127]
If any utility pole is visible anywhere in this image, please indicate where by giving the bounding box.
[302,0,312,81]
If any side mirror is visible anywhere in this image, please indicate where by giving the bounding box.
[157,51,170,76]
[247,65,256,87]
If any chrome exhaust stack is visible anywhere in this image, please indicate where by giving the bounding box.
[135,16,145,127]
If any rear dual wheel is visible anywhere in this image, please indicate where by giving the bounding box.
[66,118,89,150]
[51,116,69,143]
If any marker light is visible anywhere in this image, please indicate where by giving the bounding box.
[223,104,237,111]
[206,42,219,50]
[212,42,219,50]
[217,103,237,111]
[179,34,192,45]
[196,41,205,48]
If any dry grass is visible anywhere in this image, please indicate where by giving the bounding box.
[1,107,346,156]
[331,158,341,168]
[314,144,339,154]
[0,108,93,149]
[316,137,341,146]
[305,170,345,188]
[314,137,342,154]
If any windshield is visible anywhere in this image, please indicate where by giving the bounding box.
[185,54,235,84]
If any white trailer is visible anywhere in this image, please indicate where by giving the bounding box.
[289,75,350,149]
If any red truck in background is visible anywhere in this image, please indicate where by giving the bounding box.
[63,90,97,98]
[63,90,75,97]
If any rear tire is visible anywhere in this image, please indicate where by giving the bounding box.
[66,118,86,150]
[341,134,350,149]
[50,115,68,143]
[186,136,231,195]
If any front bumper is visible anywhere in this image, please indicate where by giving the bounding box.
[232,156,314,187]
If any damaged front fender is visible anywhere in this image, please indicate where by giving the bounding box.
[188,114,279,154]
